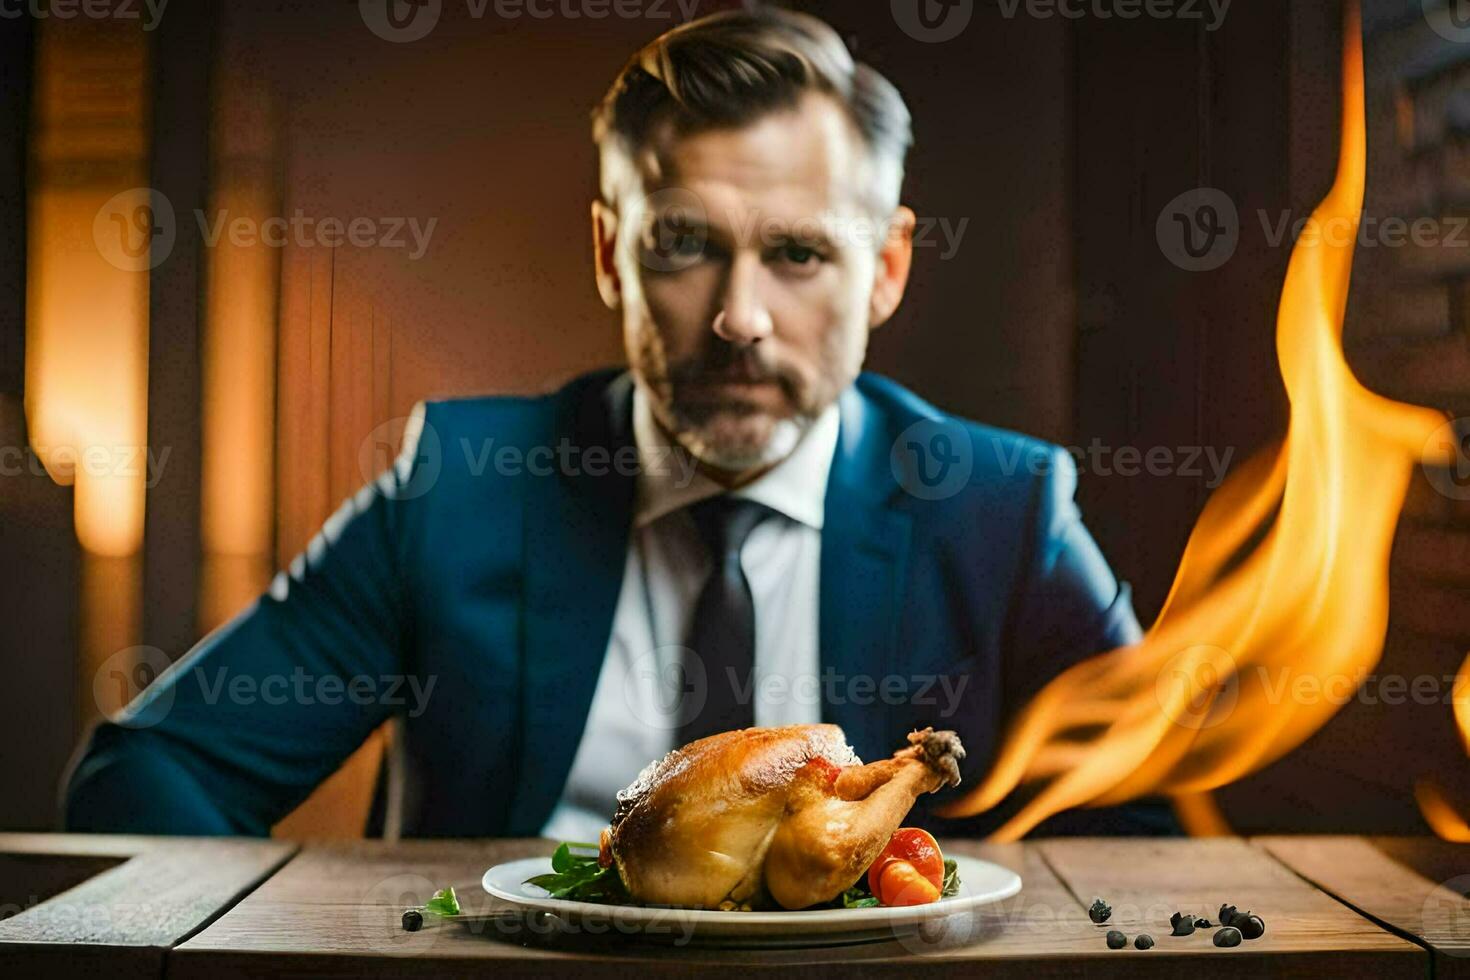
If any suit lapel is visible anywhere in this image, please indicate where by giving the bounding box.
[509,371,637,834]
[820,380,913,765]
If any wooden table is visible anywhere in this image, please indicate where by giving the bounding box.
[1,834,1467,977]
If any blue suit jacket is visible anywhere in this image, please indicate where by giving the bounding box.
[65,369,1169,838]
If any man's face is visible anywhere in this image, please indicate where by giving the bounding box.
[593,92,914,475]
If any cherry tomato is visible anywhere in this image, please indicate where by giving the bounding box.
[866,827,944,905]
[878,860,942,906]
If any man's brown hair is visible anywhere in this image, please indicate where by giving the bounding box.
[591,6,913,218]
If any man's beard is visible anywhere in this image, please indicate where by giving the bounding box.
[653,346,818,472]
[670,402,809,473]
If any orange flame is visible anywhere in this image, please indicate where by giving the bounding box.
[1416,652,1470,841]
[941,0,1455,840]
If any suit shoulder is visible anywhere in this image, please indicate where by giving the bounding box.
[854,372,1067,489]
[417,390,553,435]
[415,368,622,440]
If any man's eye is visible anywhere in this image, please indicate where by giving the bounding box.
[670,233,706,257]
[642,222,708,267]
[778,245,822,266]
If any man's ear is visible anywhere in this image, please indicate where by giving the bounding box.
[869,205,917,330]
[592,199,622,312]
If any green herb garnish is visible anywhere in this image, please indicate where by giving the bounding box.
[523,841,630,903]
[413,885,461,918]
[838,881,880,909]
[941,858,960,898]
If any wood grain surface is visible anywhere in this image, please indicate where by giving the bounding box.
[0,835,295,980]
[1257,835,1470,978]
[168,837,1429,979]
[3,835,1464,978]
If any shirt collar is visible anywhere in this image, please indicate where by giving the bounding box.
[631,380,839,531]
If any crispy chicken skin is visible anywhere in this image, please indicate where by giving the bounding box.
[600,725,964,910]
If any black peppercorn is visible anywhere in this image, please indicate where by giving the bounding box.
[1089,897,1112,924]
[1106,930,1127,949]
[1238,913,1265,940]
[1170,913,1195,936]
[1194,917,1211,929]
[402,909,424,932]
[1218,903,1239,927]
[1134,933,1155,949]
[1213,926,1243,947]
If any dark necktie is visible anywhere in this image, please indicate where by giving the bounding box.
[677,495,774,747]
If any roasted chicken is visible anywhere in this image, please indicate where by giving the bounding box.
[599,725,964,910]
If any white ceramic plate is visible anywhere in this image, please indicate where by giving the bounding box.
[478,854,1021,947]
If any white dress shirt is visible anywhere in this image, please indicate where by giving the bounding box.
[539,382,841,843]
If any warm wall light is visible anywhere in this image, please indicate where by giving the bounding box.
[198,28,281,634]
[26,19,151,558]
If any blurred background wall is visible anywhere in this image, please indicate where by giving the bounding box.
[1,0,1467,838]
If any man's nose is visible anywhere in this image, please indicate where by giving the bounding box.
[713,253,774,345]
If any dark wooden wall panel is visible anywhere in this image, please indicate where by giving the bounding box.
[0,14,80,832]
[142,0,217,660]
